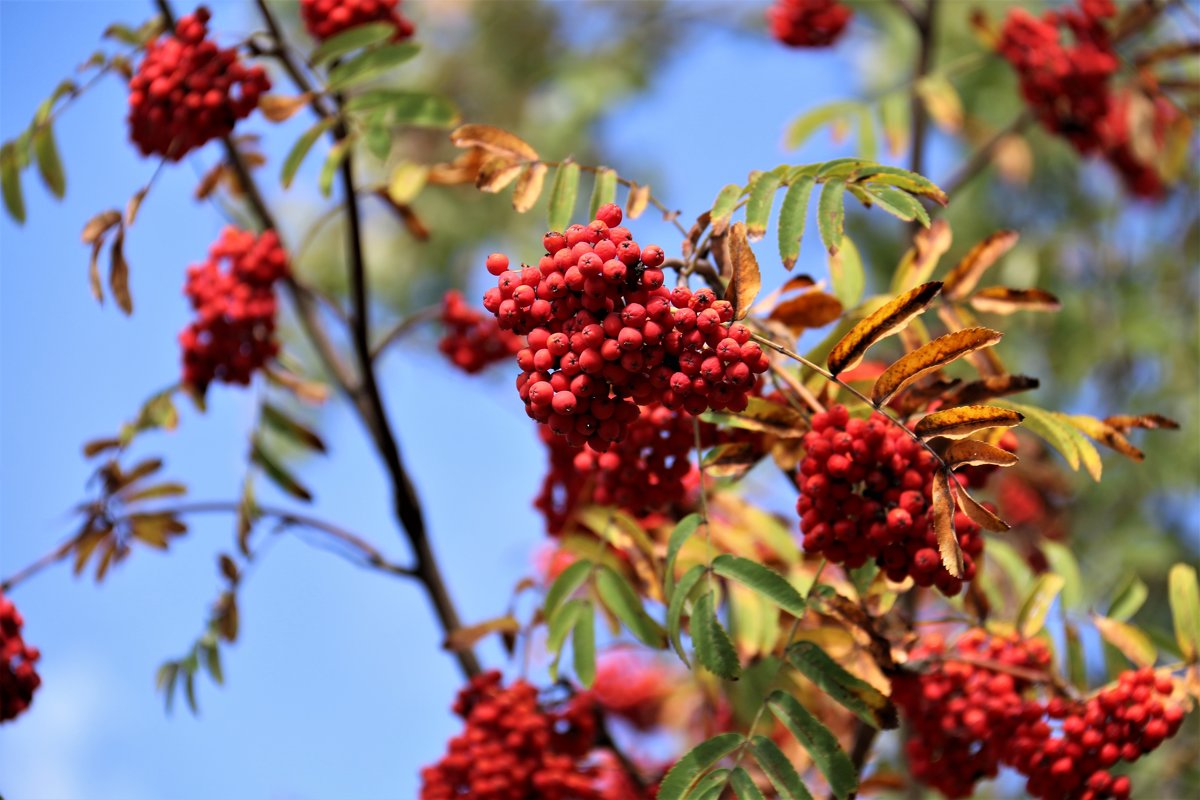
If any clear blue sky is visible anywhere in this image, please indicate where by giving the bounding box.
[0,2,871,797]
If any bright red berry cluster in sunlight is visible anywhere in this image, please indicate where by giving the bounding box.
[795,405,987,596]
[591,651,672,731]
[767,0,853,48]
[180,227,290,392]
[438,289,523,374]
[0,592,41,724]
[483,204,767,450]
[300,0,415,42]
[127,7,270,161]
[420,671,618,800]
[894,629,1052,798]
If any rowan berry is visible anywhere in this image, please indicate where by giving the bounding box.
[300,0,414,42]
[0,591,41,723]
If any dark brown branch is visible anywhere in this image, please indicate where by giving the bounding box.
[908,0,940,178]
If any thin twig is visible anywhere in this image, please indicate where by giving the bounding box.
[942,111,1034,199]
[370,304,440,360]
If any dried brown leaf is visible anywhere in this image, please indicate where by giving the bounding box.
[914,405,1023,440]
[894,219,952,291]
[444,616,521,652]
[932,470,963,577]
[943,439,1019,469]
[449,124,538,162]
[426,149,485,186]
[194,162,227,200]
[969,287,1062,315]
[83,437,122,458]
[475,155,523,193]
[955,483,1009,531]
[81,209,121,244]
[258,93,312,123]
[942,230,1019,301]
[943,374,1039,406]
[109,227,132,315]
[725,221,761,320]
[1067,415,1145,462]
[702,442,763,481]
[827,281,943,376]
[768,290,843,333]
[511,162,547,213]
[88,236,105,304]
[219,554,240,584]
[1103,413,1180,433]
[872,327,1003,407]
[125,187,148,227]
[625,182,651,220]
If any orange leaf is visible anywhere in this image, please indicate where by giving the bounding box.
[768,290,843,333]
[969,287,1062,315]
[449,123,538,162]
[931,470,963,578]
[827,281,943,376]
[943,439,1018,469]
[725,221,762,321]
[511,162,548,213]
[942,230,1019,301]
[914,405,1023,440]
[871,327,1003,407]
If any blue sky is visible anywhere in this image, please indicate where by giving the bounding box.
[0,2,873,797]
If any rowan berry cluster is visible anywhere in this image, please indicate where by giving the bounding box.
[128,7,270,161]
[438,289,523,374]
[767,0,853,48]
[997,0,1172,198]
[300,0,414,42]
[420,671,613,800]
[0,592,41,724]
[180,227,289,392]
[893,629,1052,798]
[795,405,986,596]
[484,204,767,450]
[591,651,671,731]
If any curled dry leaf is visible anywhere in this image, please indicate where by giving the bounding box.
[702,442,763,481]
[511,161,547,213]
[81,209,122,244]
[725,221,761,320]
[969,287,1062,315]
[426,149,485,186]
[475,155,523,193]
[943,373,1039,406]
[1103,413,1180,433]
[954,482,1009,531]
[827,281,943,376]
[625,182,651,220]
[941,230,1019,301]
[768,290,843,333]
[931,469,963,578]
[88,236,105,304]
[871,327,1003,407]
[1067,415,1145,462]
[444,616,521,652]
[942,438,1019,469]
[109,226,132,315]
[914,405,1023,440]
[893,218,952,291]
[449,123,538,162]
[258,93,312,123]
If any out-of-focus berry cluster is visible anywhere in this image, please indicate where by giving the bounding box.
[0,591,41,724]
[767,0,853,48]
[300,0,414,42]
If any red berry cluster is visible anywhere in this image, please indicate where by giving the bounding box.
[795,405,986,596]
[894,629,1052,798]
[767,0,853,48]
[438,289,523,374]
[300,0,414,42]
[128,7,270,161]
[591,651,672,731]
[484,203,767,450]
[180,227,289,392]
[1008,668,1186,800]
[420,671,613,800]
[0,591,41,723]
[1097,89,1180,199]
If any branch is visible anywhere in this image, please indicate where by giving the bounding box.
[370,304,440,361]
[907,0,940,178]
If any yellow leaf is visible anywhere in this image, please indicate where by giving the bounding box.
[827,281,943,376]
[914,405,1023,440]
[871,327,1003,407]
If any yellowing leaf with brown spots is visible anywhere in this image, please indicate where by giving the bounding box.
[510,162,547,213]
[768,290,843,333]
[450,124,538,162]
[725,221,762,321]
[444,616,521,652]
[931,470,962,578]
[943,374,1039,406]
[1103,413,1180,433]
[941,230,1019,301]
[827,282,943,376]
[871,327,1003,407]
[1066,415,1145,462]
[969,287,1062,315]
[1093,614,1157,667]
[914,405,1023,440]
[943,439,1018,469]
[954,483,1009,531]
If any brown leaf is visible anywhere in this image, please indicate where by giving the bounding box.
[218,554,240,585]
[109,227,132,315]
[511,161,547,213]
[954,483,1009,531]
[943,439,1018,469]
[449,124,538,162]
[943,374,1039,406]
[941,230,1019,301]
[194,162,227,200]
[73,528,109,575]
[118,457,164,488]
[702,442,764,481]
[931,469,963,577]
[725,221,761,321]
[827,281,943,376]
[625,182,650,220]
[1067,415,1145,462]
[128,512,187,548]
[872,327,1003,407]
[715,396,809,438]
[215,592,239,642]
[258,93,312,123]
[81,209,122,244]
[894,219,952,291]
[83,437,122,458]
[426,149,485,186]
[768,290,843,333]
[475,155,523,193]
[88,236,105,304]
[444,616,521,652]
[125,187,148,227]
[1103,413,1180,433]
[914,405,1023,440]
[969,287,1062,315]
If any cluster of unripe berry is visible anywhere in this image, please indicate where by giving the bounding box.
[420,671,613,800]
[0,592,41,724]
[997,0,1174,198]
[128,7,270,161]
[795,405,986,596]
[483,204,767,450]
[438,289,522,374]
[180,227,289,392]
[897,630,1187,800]
[300,0,414,42]
[767,0,853,48]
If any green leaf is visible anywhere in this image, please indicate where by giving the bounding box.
[262,403,327,453]
[1065,622,1087,690]
[318,135,356,198]
[547,598,586,680]
[668,564,707,665]
[326,42,420,92]
[1168,563,1199,662]
[1093,614,1157,667]
[777,175,814,270]
[545,558,592,620]
[1017,573,1066,638]
[1041,541,1083,609]
[594,564,664,647]
[692,591,740,680]
[343,90,459,128]
[573,600,596,687]
[32,125,65,198]
[745,166,786,241]
[1,143,25,223]
[817,178,846,255]
[547,162,581,232]
[784,101,860,151]
[863,185,927,226]
[767,690,856,800]
[857,164,948,205]
[656,733,744,800]
[588,167,618,220]
[712,555,807,618]
[281,117,336,189]
[310,22,395,66]
[711,183,744,229]
[730,767,767,800]
[786,641,897,729]
[856,107,878,161]
[690,769,732,800]
[665,512,702,600]
[184,670,198,714]
[1108,573,1149,621]
[750,735,814,800]
[1002,402,1083,473]
[251,439,314,502]
[828,233,864,308]
[202,641,223,685]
